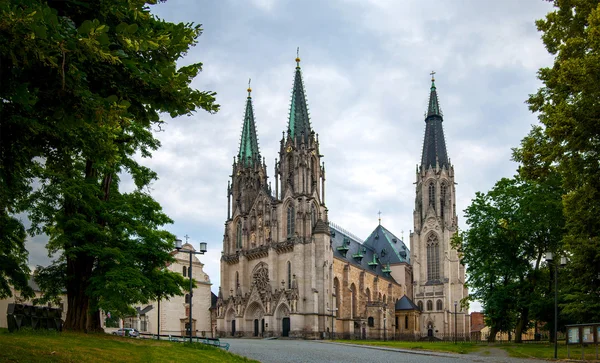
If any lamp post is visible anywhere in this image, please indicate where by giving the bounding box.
[175,238,208,344]
[454,301,458,344]
[545,252,567,359]
[327,307,338,340]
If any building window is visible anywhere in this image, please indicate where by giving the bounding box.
[427,234,440,280]
[333,278,340,316]
[368,317,374,327]
[182,266,187,277]
[436,299,443,311]
[236,221,242,249]
[350,284,357,319]
[365,288,371,302]
[405,315,409,329]
[417,301,423,311]
[235,271,239,289]
[427,300,433,311]
[441,183,447,220]
[287,204,295,237]
[428,182,435,207]
[311,204,317,228]
[287,261,292,289]
[185,294,190,304]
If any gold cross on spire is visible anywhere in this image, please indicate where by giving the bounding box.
[247,78,252,95]
[378,210,382,225]
[296,47,301,66]
[430,70,436,81]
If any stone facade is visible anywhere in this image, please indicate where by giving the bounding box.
[127,244,214,337]
[216,61,468,340]
[410,76,470,339]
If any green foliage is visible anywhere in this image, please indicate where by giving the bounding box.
[454,175,564,341]
[0,0,218,331]
[514,0,600,323]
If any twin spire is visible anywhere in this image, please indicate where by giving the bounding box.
[237,50,313,167]
[237,79,261,167]
[287,49,312,143]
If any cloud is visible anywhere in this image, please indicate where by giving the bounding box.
[25,0,556,314]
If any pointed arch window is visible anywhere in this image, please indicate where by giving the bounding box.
[287,204,295,237]
[441,183,447,220]
[287,261,292,289]
[236,221,242,249]
[417,301,424,311]
[427,300,433,311]
[182,266,187,277]
[235,271,239,289]
[311,204,317,228]
[436,299,443,311]
[185,294,190,304]
[428,182,435,207]
[427,234,440,281]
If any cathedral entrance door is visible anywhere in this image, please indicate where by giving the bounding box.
[428,328,433,337]
[282,317,290,337]
[254,319,259,336]
[231,320,236,336]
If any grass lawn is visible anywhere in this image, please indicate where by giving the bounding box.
[0,328,257,363]
[335,339,600,361]
[498,342,600,361]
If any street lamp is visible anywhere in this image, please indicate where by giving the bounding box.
[454,301,458,344]
[175,238,208,344]
[545,252,567,359]
[327,307,338,340]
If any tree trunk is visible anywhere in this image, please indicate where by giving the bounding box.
[514,307,529,343]
[487,326,498,342]
[64,253,93,331]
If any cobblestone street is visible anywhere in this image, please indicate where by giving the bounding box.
[221,339,549,363]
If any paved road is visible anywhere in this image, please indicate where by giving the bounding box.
[221,339,548,363]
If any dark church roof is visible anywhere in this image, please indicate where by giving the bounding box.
[330,223,410,283]
[421,76,449,170]
[395,295,420,311]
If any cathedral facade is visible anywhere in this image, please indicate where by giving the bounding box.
[215,57,469,339]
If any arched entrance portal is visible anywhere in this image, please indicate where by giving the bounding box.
[275,303,291,337]
[226,308,236,337]
[244,301,265,337]
[427,322,434,337]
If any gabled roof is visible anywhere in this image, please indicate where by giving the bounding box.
[238,86,261,167]
[330,223,410,283]
[363,224,410,265]
[287,57,312,144]
[421,76,449,170]
[395,295,420,311]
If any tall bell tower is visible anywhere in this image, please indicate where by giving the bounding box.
[410,73,468,338]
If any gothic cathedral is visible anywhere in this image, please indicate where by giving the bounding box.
[216,56,469,339]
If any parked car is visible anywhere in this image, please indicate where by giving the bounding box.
[112,328,140,337]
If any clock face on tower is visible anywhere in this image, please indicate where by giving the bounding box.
[286,145,292,153]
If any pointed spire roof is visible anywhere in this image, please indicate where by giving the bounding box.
[421,72,449,169]
[287,49,312,143]
[238,80,261,167]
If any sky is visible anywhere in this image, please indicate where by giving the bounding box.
[25,0,555,313]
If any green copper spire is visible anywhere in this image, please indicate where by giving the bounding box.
[287,48,312,143]
[421,72,449,169]
[427,71,443,118]
[238,79,261,167]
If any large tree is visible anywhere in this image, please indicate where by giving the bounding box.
[454,175,564,342]
[1,0,218,331]
[515,0,600,323]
